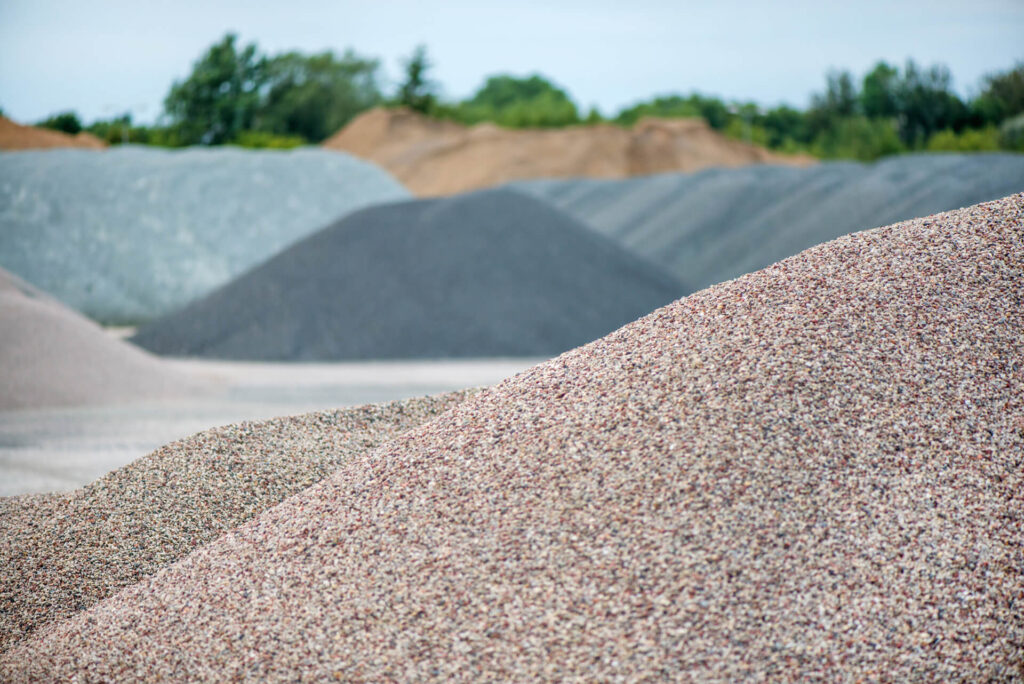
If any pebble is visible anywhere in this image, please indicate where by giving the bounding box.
[1,194,1021,680]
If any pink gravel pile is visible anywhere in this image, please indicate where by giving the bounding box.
[0,391,471,653]
[3,194,1022,680]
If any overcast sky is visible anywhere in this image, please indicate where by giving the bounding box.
[1,0,1021,125]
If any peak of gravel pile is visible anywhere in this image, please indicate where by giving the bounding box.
[5,194,1021,680]
[323,107,813,196]
[131,189,686,360]
[0,390,472,653]
[0,145,408,324]
[0,116,105,150]
[513,152,1024,291]
[0,267,204,410]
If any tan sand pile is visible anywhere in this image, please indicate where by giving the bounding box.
[324,107,814,196]
[0,116,105,150]
[0,390,471,653]
[3,194,1022,679]
[0,268,202,410]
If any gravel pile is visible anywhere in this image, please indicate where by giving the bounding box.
[0,146,408,323]
[513,152,1024,290]
[0,389,471,653]
[0,267,205,410]
[4,194,1020,680]
[132,189,686,360]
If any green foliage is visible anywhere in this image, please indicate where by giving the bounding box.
[231,130,307,149]
[260,50,381,141]
[164,33,265,145]
[163,33,382,144]
[396,45,437,114]
[454,74,579,128]
[860,62,899,118]
[811,116,905,160]
[584,107,604,124]
[895,60,968,147]
[926,126,1001,152]
[37,111,83,134]
[973,64,1024,126]
[616,94,729,129]
[85,114,182,147]
[998,113,1024,152]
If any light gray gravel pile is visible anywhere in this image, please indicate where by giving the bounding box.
[513,152,1024,291]
[3,194,1022,680]
[0,389,471,653]
[132,189,686,360]
[0,266,205,410]
[0,146,408,324]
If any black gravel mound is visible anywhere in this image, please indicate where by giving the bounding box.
[132,189,686,360]
[512,152,1024,290]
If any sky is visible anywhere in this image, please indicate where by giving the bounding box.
[0,0,1021,125]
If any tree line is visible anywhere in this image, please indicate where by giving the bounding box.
[31,34,1024,159]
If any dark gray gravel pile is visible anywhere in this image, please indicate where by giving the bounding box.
[132,189,687,360]
[0,390,471,653]
[4,194,1020,680]
[513,152,1024,290]
[0,146,408,323]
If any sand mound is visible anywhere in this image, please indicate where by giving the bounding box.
[4,194,1020,679]
[0,390,471,653]
[0,268,204,410]
[513,152,1024,290]
[0,146,408,324]
[0,116,106,150]
[323,107,814,196]
[131,189,686,360]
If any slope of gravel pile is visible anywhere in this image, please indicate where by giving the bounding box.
[132,189,686,360]
[0,146,408,323]
[4,194,1020,680]
[0,267,205,410]
[513,152,1024,290]
[0,389,472,653]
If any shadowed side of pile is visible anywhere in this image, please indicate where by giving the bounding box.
[0,390,473,653]
[4,195,1022,680]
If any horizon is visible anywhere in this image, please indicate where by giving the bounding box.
[1,0,1022,126]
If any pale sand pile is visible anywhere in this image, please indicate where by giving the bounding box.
[0,268,205,410]
[324,107,814,196]
[0,116,105,150]
[0,390,471,652]
[3,195,1022,680]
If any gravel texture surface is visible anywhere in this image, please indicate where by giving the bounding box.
[0,267,207,410]
[0,146,408,323]
[513,152,1024,291]
[0,390,471,653]
[3,194,1022,680]
[132,189,686,360]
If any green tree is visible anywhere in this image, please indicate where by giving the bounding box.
[806,70,859,139]
[455,73,579,128]
[973,63,1024,126]
[260,49,382,141]
[896,60,968,147]
[37,110,83,134]
[397,45,437,114]
[860,62,899,118]
[164,33,266,145]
